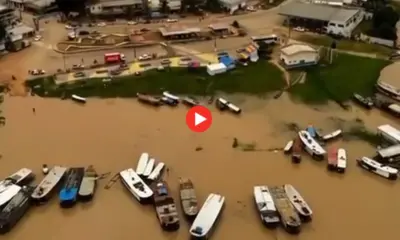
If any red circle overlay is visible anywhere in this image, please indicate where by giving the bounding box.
[186,106,212,133]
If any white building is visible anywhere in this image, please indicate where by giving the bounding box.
[280,44,319,69]
[89,0,181,15]
[279,1,364,38]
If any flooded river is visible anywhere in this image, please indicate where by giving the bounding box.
[0,94,399,240]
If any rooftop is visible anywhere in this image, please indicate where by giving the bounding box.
[208,23,230,31]
[281,44,317,55]
[279,1,360,22]
[159,26,201,36]
[99,0,142,7]
[7,24,34,36]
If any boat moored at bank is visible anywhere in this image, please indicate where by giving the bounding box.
[59,168,85,208]
[253,186,280,228]
[119,168,153,203]
[298,130,326,160]
[357,157,398,180]
[31,166,68,203]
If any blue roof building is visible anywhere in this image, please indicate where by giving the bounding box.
[219,55,236,70]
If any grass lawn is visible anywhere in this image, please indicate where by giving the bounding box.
[289,53,390,104]
[295,34,392,57]
[26,60,286,98]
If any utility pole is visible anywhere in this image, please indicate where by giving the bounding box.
[286,16,291,46]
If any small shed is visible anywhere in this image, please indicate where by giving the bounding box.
[280,44,319,69]
[207,63,227,76]
[209,24,230,35]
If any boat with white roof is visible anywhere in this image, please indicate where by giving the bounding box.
[298,130,326,160]
[357,157,398,180]
[376,81,400,101]
[253,186,280,227]
[147,162,165,182]
[119,168,153,203]
[336,148,347,173]
[142,158,155,178]
[136,152,149,176]
[0,168,34,187]
[0,168,35,208]
[189,193,225,239]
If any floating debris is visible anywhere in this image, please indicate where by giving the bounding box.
[195,146,203,151]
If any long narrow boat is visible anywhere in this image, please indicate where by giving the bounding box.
[0,186,35,234]
[298,130,326,160]
[182,96,199,107]
[179,178,199,220]
[352,93,374,109]
[284,184,313,221]
[376,81,400,102]
[153,181,180,231]
[283,140,293,154]
[136,93,162,106]
[142,158,155,178]
[31,166,68,204]
[253,186,280,228]
[136,152,149,176]
[78,166,98,201]
[147,162,165,182]
[269,186,301,234]
[189,193,225,239]
[322,129,342,142]
[0,168,34,187]
[336,148,347,173]
[119,168,153,203]
[327,147,338,171]
[0,168,35,208]
[59,168,85,208]
[291,136,303,163]
[216,98,241,114]
[357,157,398,180]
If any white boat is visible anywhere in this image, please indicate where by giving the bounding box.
[284,184,313,220]
[71,94,86,103]
[283,140,293,154]
[216,98,241,114]
[147,162,165,182]
[376,81,400,101]
[0,168,34,186]
[337,148,347,173]
[163,91,179,102]
[119,168,153,203]
[322,129,342,141]
[0,184,21,207]
[253,186,280,227]
[136,152,149,176]
[357,157,398,180]
[190,193,225,239]
[298,130,326,160]
[31,166,68,202]
[142,158,155,178]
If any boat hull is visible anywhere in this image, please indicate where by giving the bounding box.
[357,158,398,180]
[78,179,96,201]
[59,168,85,208]
[0,186,35,234]
[31,166,67,205]
[120,169,153,204]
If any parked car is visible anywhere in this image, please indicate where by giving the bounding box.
[166,19,178,23]
[138,54,152,61]
[73,72,86,78]
[28,69,46,75]
[97,22,106,27]
[127,21,137,25]
[72,64,85,70]
[34,35,42,41]
[65,24,74,30]
[293,26,306,32]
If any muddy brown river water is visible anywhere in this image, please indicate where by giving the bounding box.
[0,94,399,240]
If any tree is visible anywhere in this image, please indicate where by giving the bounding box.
[0,23,6,42]
[55,0,88,16]
[370,6,399,40]
[160,0,169,14]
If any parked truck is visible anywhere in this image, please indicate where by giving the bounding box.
[104,52,126,64]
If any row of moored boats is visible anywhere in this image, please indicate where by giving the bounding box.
[0,165,99,233]
[284,124,400,181]
[137,91,242,114]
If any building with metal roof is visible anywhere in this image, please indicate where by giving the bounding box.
[279,1,364,37]
[280,44,319,69]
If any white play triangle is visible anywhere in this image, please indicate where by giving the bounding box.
[195,113,206,126]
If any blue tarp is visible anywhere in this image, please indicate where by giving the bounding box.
[219,55,236,70]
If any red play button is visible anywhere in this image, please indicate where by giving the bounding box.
[186,106,212,132]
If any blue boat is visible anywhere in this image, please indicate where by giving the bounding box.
[59,168,84,208]
[306,126,317,138]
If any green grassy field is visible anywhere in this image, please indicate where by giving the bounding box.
[26,61,286,98]
[288,53,390,104]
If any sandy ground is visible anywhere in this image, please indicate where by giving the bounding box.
[379,62,400,88]
[0,93,400,240]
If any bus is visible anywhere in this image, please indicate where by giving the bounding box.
[251,34,279,44]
